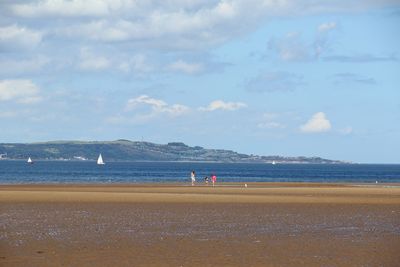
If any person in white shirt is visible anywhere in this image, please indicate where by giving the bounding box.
[190,170,196,186]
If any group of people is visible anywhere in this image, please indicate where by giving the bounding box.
[190,170,216,186]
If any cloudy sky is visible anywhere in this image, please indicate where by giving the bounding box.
[0,0,399,163]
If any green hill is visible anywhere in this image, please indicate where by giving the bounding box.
[0,140,346,164]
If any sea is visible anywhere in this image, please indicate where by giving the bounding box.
[0,160,400,184]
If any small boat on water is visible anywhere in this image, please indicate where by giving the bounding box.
[27,157,33,164]
[272,160,276,165]
[97,154,105,165]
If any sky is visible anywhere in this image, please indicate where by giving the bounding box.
[0,0,399,163]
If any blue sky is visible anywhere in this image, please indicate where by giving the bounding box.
[0,0,399,163]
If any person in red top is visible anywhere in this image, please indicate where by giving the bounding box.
[211,174,217,187]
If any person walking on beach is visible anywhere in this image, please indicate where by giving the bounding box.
[211,174,217,187]
[204,176,209,185]
[191,170,196,186]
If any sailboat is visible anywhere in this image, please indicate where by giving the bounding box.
[27,157,33,164]
[272,160,276,165]
[97,154,105,165]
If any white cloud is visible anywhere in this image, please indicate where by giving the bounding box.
[338,126,353,135]
[118,54,154,73]
[0,111,18,118]
[126,95,165,110]
[0,1,396,78]
[0,56,50,75]
[333,73,376,85]
[4,1,396,54]
[318,22,337,33]
[269,21,338,62]
[126,95,189,117]
[262,112,279,120]
[77,49,156,73]
[0,79,42,104]
[314,21,338,57]
[5,0,398,51]
[43,1,330,49]
[11,0,132,17]
[18,96,44,104]
[0,24,42,50]
[268,32,313,62]
[60,20,131,42]
[56,12,232,49]
[257,122,286,129]
[257,112,286,129]
[199,100,247,111]
[11,0,398,19]
[323,53,397,63]
[167,60,204,74]
[78,47,110,71]
[247,71,304,92]
[300,112,331,133]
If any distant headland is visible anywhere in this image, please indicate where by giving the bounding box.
[0,140,349,164]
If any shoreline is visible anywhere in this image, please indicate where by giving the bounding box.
[0,158,352,163]
[1,183,399,204]
[2,181,400,186]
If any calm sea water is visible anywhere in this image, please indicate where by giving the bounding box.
[0,160,399,184]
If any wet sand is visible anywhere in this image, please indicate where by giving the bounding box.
[1,183,400,266]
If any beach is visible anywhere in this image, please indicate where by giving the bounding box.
[1,183,399,267]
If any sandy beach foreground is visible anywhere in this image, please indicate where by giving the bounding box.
[1,183,399,267]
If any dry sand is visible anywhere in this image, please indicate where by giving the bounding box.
[1,183,399,266]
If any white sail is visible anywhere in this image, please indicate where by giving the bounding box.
[27,157,33,163]
[272,160,276,165]
[97,154,105,165]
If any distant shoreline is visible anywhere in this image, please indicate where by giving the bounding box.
[0,140,348,164]
[0,158,355,164]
